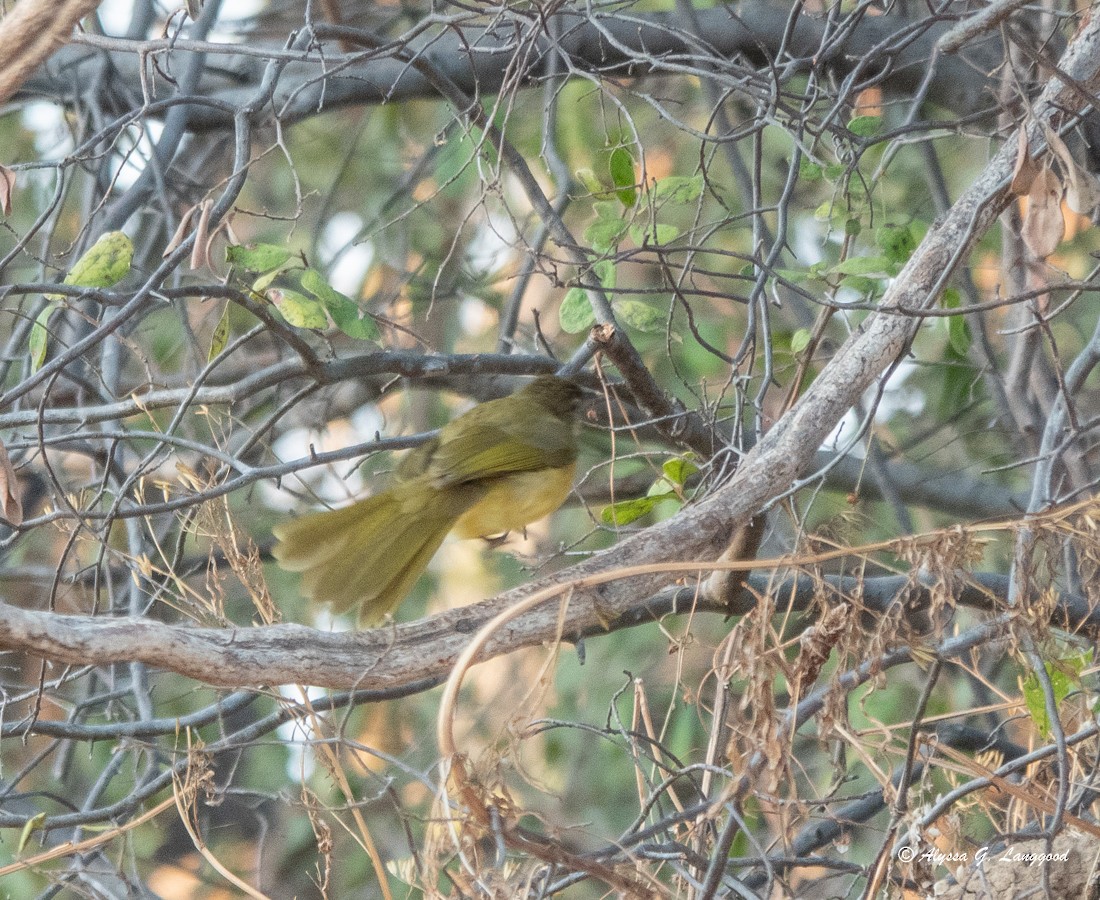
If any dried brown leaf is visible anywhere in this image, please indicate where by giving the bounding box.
[0,441,23,525]
[163,204,197,257]
[1022,166,1065,258]
[189,199,213,271]
[1066,172,1100,216]
[1045,125,1100,215]
[1010,126,1039,196]
[1045,125,1076,173]
[0,165,15,217]
[794,602,851,688]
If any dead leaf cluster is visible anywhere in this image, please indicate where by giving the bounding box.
[1011,124,1100,258]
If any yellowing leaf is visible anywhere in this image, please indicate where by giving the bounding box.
[18,812,46,855]
[37,231,133,370]
[575,167,608,198]
[269,289,328,329]
[29,303,57,373]
[57,231,134,295]
[226,243,294,273]
[208,302,230,362]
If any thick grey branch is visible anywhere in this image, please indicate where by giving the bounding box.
[23,5,1023,131]
[0,570,1093,691]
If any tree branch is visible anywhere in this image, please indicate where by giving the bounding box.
[1,569,1094,691]
[22,5,1035,131]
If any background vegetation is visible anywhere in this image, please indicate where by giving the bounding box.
[1,0,1100,897]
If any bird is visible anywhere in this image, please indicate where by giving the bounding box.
[272,375,584,626]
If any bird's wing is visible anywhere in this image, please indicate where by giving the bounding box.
[426,419,575,486]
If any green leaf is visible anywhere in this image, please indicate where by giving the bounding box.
[18,812,46,855]
[661,456,699,486]
[840,275,878,295]
[654,223,680,244]
[226,243,294,273]
[609,147,637,208]
[844,218,862,237]
[593,200,624,221]
[575,167,608,198]
[942,288,971,356]
[824,163,846,181]
[270,288,328,329]
[250,267,284,293]
[584,216,629,253]
[798,160,823,181]
[829,256,894,277]
[629,223,680,246]
[790,328,812,354]
[615,298,664,334]
[298,267,338,301]
[330,298,380,340]
[601,492,677,526]
[559,288,596,333]
[254,267,305,296]
[847,115,882,138]
[259,267,374,338]
[52,231,133,299]
[1016,673,1042,734]
[653,175,704,204]
[208,303,230,362]
[875,224,917,264]
[775,268,810,284]
[299,266,380,339]
[29,303,57,373]
[934,360,972,419]
[593,259,616,290]
[1023,656,1086,740]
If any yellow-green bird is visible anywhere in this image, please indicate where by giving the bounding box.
[272,375,583,626]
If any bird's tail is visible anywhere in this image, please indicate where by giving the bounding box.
[272,479,483,625]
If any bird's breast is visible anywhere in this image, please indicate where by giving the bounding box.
[451,464,576,539]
